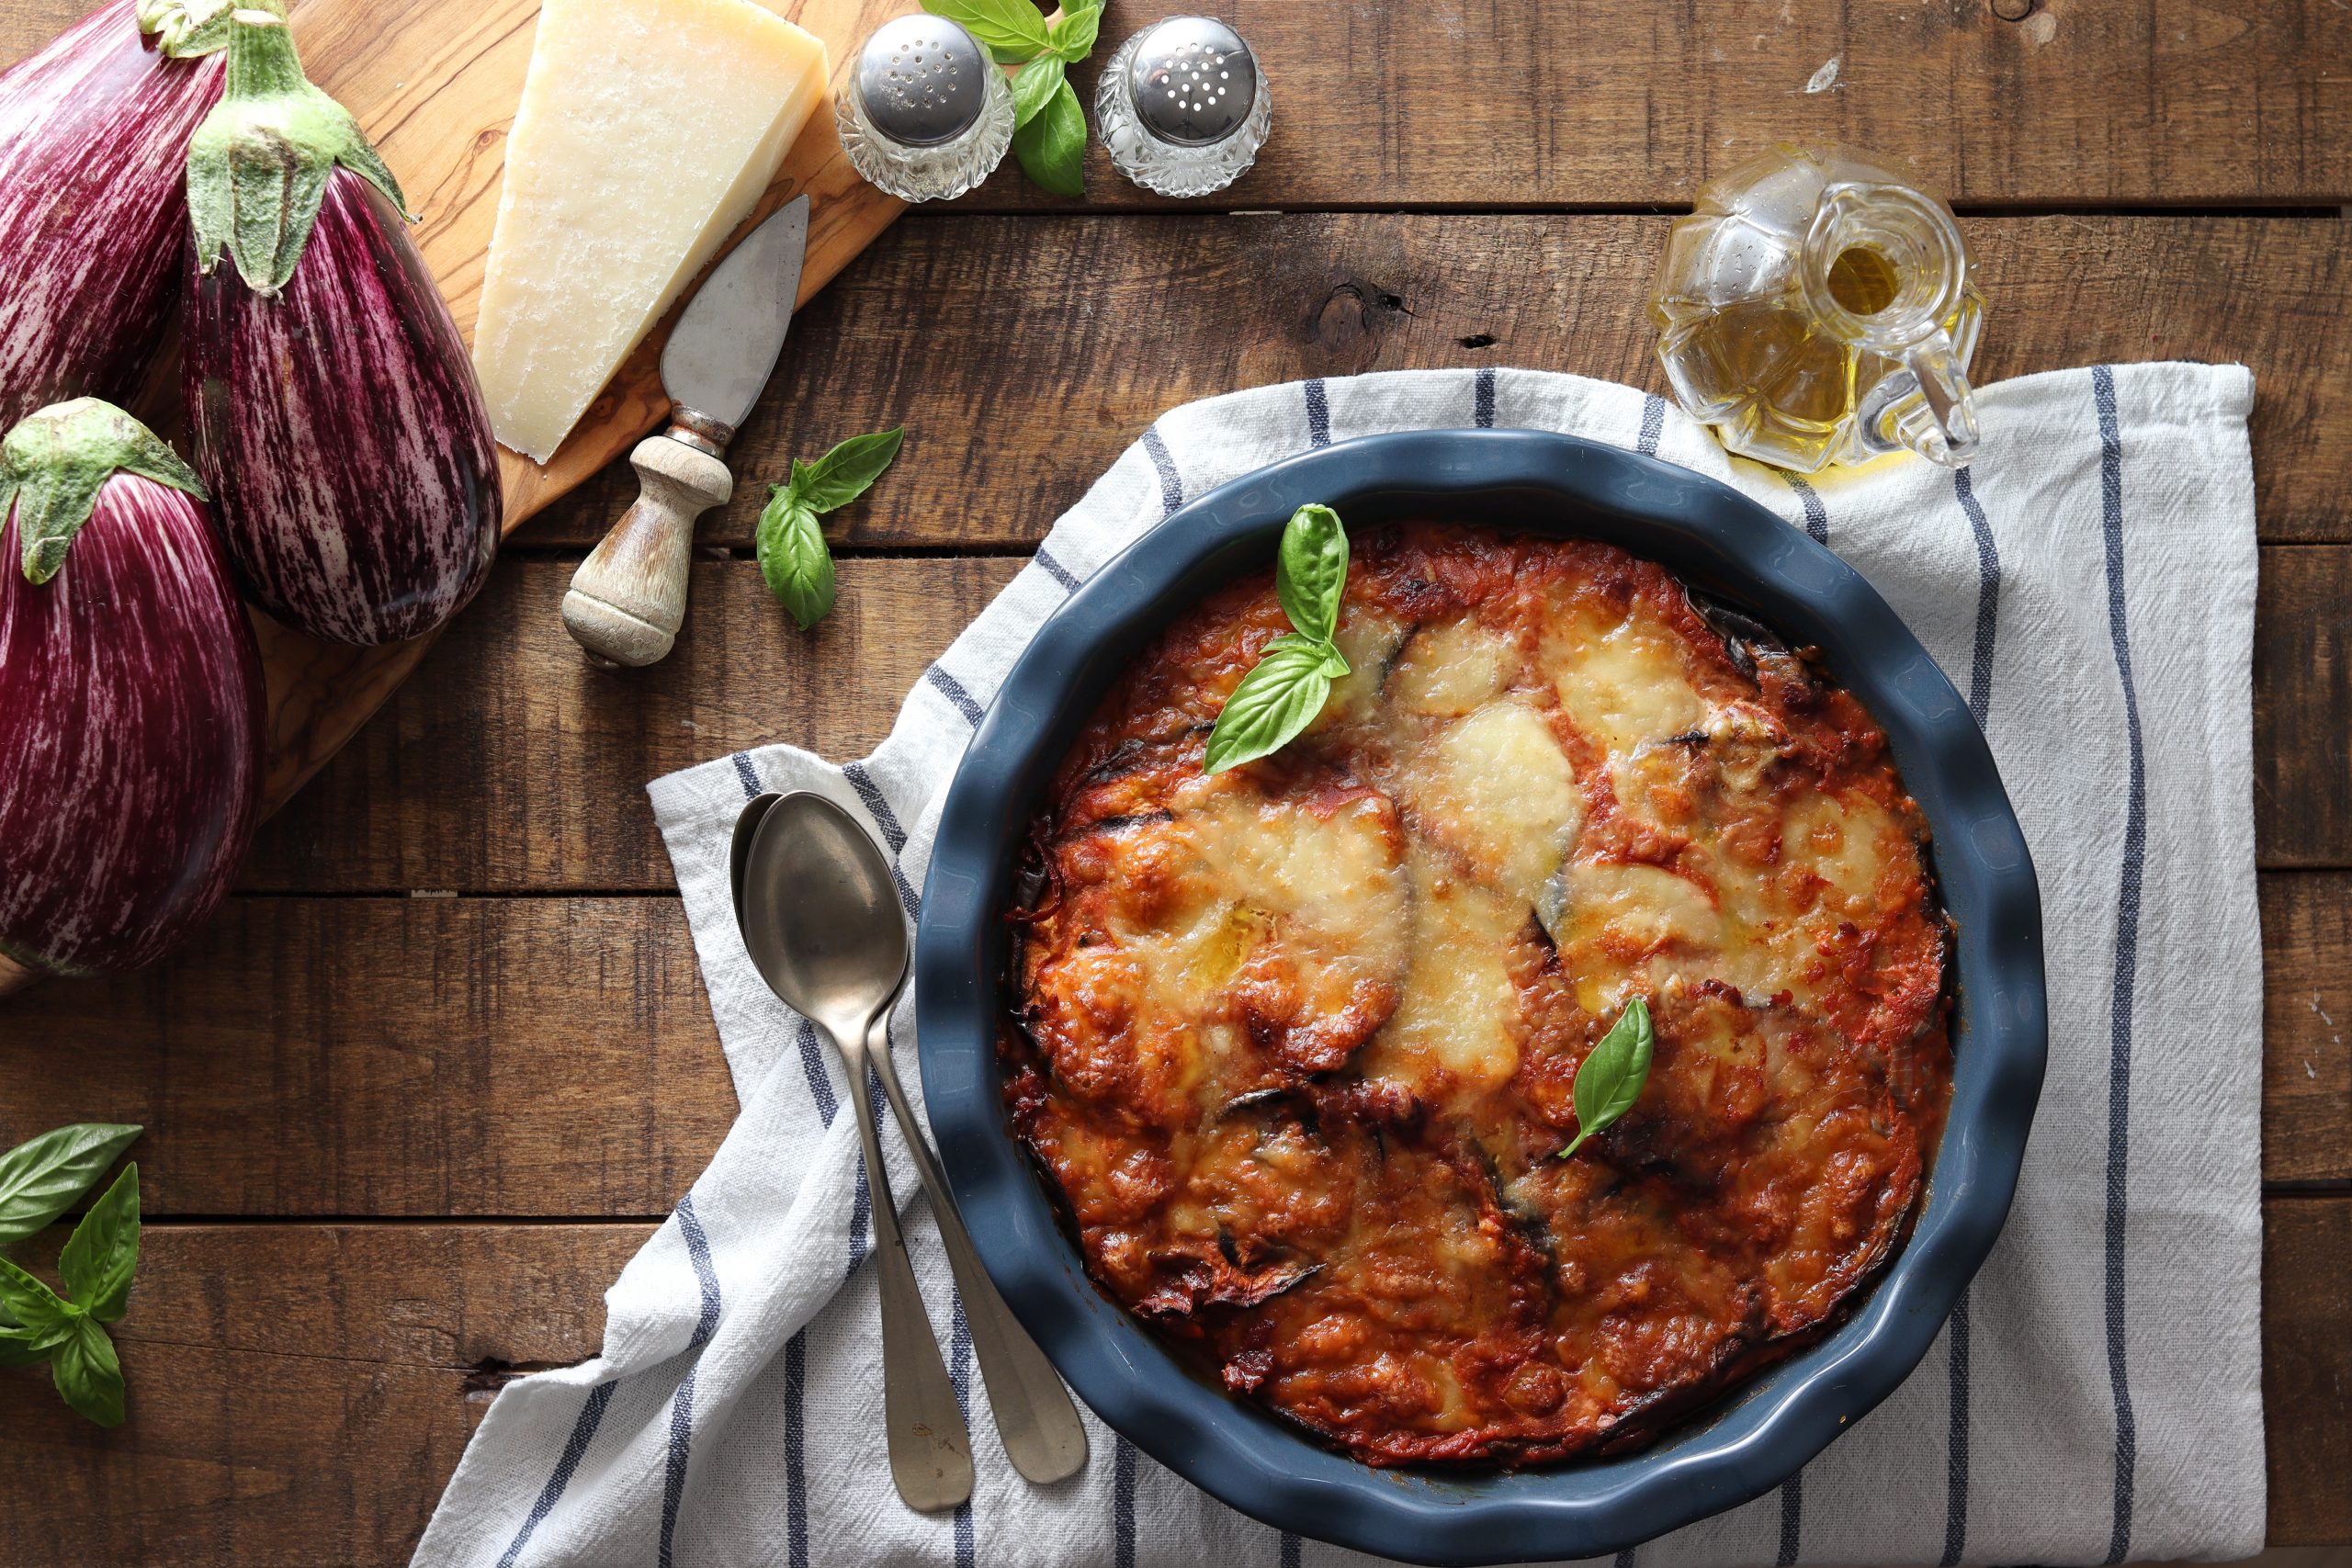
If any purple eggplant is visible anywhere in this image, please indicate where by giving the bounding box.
[181,6,499,648]
[0,399,264,976]
[0,0,232,428]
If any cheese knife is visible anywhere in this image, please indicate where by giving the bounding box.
[563,196,809,667]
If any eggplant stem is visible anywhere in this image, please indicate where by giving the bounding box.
[0,401,205,586]
[186,7,411,292]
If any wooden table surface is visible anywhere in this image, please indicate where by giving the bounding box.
[3,0,2349,1562]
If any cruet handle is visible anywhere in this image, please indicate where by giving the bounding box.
[1859,327,1982,468]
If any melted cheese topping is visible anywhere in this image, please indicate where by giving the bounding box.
[1011,525,1949,1469]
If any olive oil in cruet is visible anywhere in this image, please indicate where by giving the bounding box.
[1651,145,1985,472]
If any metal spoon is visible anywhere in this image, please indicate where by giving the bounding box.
[736,791,973,1513]
[734,791,1090,1487]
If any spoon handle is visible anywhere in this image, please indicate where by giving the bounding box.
[869,1024,1091,1485]
[838,1030,975,1512]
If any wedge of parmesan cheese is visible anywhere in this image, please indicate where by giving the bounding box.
[472,0,828,461]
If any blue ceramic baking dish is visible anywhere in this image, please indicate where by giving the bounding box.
[914,429,2045,1566]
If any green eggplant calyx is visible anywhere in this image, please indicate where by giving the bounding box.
[185,6,410,296]
[135,0,260,60]
[0,400,208,586]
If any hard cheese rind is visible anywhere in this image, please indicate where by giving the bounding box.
[473,0,828,462]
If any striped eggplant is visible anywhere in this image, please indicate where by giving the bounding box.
[181,6,499,647]
[0,0,233,428]
[0,400,264,976]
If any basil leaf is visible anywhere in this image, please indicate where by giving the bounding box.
[59,1164,140,1323]
[1204,634,1336,775]
[0,1123,141,1245]
[1010,53,1065,130]
[920,0,1049,62]
[1276,503,1349,645]
[1011,78,1086,197]
[0,1325,56,1369]
[1559,997,1654,1160]
[51,1316,124,1427]
[757,495,835,631]
[0,1255,77,1339]
[1046,0,1101,62]
[791,428,905,515]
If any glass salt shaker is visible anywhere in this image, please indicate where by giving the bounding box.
[837,15,1014,203]
[1097,16,1271,198]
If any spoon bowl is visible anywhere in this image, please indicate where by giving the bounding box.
[740,792,910,1040]
[729,790,778,932]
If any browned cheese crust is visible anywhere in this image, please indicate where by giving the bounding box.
[1004,525,1951,1467]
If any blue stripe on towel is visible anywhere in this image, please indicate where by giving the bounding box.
[1034,545,1082,592]
[949,1286,976,1568]
[1776,1472,1803,1566]
[1304,378,1331,446]
[786,1330,810,1568]
[1956,466,2002,726]
[1941,1289,1973,1565]
[1114,1436,1137,1568]
[730,750,762,798]
[1635,393,1666,457]
[1140,426,1184,517]
[2092,364,2143,1565]
[1279,1530,1302,1567]
[839,761,922,919]
[1474,367,1497,428]
[495,1381,617,1568]
[1784,472,1829,545]
[925,664,986,728]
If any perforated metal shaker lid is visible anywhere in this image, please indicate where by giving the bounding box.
[1125,16,1258,146]
[855,15,987,146]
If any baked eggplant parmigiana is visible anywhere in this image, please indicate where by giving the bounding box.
[1004,525,1951,1467]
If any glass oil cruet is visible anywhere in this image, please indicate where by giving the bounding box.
[1651,145,1985,472]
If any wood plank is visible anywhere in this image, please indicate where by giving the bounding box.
[2,876,2342,1214]
[0,1223,647,1568]
[0,1205,2342,1562]
[2257,546,2352,869]
[245,555,1021,893]
[15,0,2344,208]
[518,213,2352,552]
[2262,874,2352,1189]
[2266,1197,2352,1546]
[0,898,734,1217]
[237,546,2352,896]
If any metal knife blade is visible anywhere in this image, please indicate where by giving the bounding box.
[659,195,809,433]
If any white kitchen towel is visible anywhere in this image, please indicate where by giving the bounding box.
[413,364,2264,1568]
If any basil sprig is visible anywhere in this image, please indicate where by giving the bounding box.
[921,0,1103,196]
[1204,504,1352,774]
[756,427,906,631]
[0,1124,142,1426]
[1558,998,1654,1160]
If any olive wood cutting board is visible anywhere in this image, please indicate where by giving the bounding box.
[0,0,916,996]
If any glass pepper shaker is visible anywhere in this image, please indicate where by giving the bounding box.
[1097,16,1271,198]
[837,15,1014,203]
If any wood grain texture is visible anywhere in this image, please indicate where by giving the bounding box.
[0,1223,648,1568]
[245,556,1019,892]
[216,548,2352,894]
[7,0,2350,212]
[1,876,2342,1213]
[519,212,2352,552]
[0,898,731,1216]
[2264,874,2352,1188]
[0,1206,2341,1563]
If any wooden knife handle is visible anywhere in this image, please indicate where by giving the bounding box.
[562,433,733,668]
